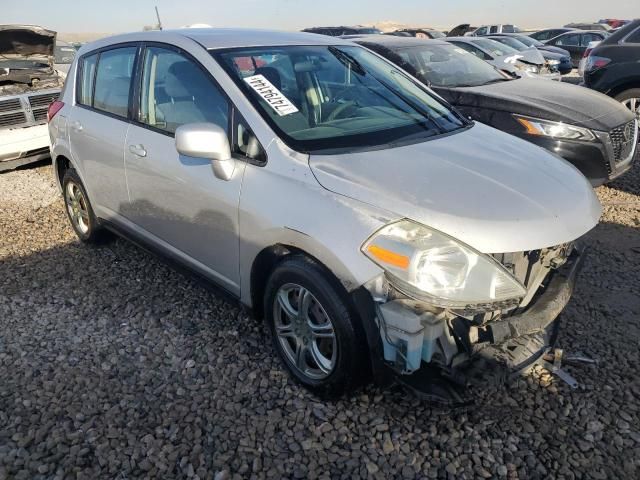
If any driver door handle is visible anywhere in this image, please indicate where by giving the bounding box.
[128,144,147,157]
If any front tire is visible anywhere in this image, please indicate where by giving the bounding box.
[264,256,369,398]
[614,88,640,122]
[62,169,107,243]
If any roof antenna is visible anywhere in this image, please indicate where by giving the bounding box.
[155,6,163,31]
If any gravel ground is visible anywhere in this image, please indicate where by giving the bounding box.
[1,159,639,480]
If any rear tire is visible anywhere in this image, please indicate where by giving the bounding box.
[264,256,369,398]
[614,88,640,121]
[62,169,108,243]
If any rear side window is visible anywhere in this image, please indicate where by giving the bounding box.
[138,47,229,135]
[93,47,137,118]
[626,28,640,44]
[78,54,98,106]
[581,33,602,46]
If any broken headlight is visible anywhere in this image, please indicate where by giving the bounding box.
[514,115,596,141]
[362,220,526,309]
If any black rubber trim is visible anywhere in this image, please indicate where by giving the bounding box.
[488,246,585,345]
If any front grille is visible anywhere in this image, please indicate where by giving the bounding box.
[32,109,47,122]
[0,98,22,113]
[28,93,58,109]
[0,111,27,128]
[610,120,637,164]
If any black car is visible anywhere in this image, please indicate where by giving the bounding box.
[544,30,609,67]
[354,36,637,185]
[488,33,573,74]
[390,28,445,39]
[486,35,572,75]
[529,28,577,42]
[582,19,640,122]
[301,26,381,37]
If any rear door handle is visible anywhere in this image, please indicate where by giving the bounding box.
[70,121,83,132]
[128,144,147,157]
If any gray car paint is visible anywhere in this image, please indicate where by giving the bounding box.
[50,29,601,310]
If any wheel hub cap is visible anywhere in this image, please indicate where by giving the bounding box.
[65,182,90,234]
[273,283,337,380]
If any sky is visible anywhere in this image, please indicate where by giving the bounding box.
[3,0,638,33]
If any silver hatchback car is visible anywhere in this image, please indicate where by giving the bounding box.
[48,29,601,399]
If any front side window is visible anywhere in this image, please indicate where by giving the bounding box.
[138,47,229,135]
[555,34,580,46]
[78,53,98,106]
[215,45,466,153]
[93,47,137,117]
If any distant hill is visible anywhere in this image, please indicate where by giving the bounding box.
[57,32,111,44]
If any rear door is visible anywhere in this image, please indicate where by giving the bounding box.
[549,33,582,66]
[67,46,138,216]
[123,44,251,294]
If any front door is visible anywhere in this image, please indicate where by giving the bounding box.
[124,46,247,294]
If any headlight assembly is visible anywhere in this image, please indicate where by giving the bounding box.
[362,220,526,309]
[514,115,596,142]
[515,62,539,74]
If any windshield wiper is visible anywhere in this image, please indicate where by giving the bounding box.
[328,47,366,76]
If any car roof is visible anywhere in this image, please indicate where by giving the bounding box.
[78,28,353,55]
[349,34,448,48]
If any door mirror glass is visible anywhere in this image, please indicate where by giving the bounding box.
[175,123,231,160]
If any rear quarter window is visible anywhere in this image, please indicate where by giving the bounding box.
[77,54,98,106]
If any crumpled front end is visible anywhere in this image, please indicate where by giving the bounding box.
[363,239,584,389]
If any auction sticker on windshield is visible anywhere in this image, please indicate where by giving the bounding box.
[244,74,299,116]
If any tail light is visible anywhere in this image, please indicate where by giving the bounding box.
[584,55,611,73]
[47,100,65,122]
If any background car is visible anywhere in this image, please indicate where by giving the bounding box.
[470,24,522,35]
[53,39,76,75]
[528,27,577,42]
[390,28,445,39]
[446,36,555,79]
[447,23,476,37]
[355,35,637,185]
[544,30,609,67]
[486,35,569,76]
[302,26,381,36]
[581,19,640,121]
[0,24,63,172]
[489,33,573,74]
[565,22,611,32]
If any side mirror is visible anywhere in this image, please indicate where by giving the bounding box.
[175,123,235,180]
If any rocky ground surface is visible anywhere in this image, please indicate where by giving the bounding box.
[0,159,639,480]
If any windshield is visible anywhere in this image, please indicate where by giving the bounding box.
[489,37,528,51]
[472,38,519,56]
[393,43,508,87]
[427,30,446,39]
[215,45,466,153]
[514,35,543,48]
[357,28,382,35]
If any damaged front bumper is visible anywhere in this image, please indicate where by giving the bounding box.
[353,244,585,395]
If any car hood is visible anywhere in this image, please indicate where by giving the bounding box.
[0,25,56,62]
[309,123,601,254]
[437,77,634,130]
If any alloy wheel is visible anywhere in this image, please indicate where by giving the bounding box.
[273,283,338,380]
[622,97,640,122]
[65,181,90,234]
